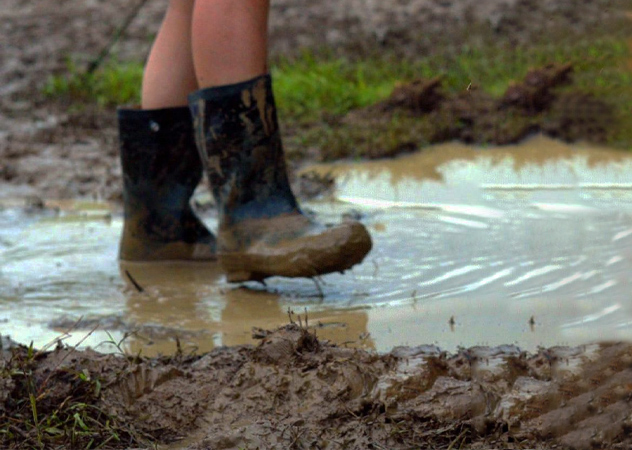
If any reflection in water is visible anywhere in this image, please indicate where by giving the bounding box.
[2,136,632,353]
[119,262,373,354]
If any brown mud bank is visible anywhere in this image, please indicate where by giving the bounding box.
[318,63,615,160]
[2,324,631,450]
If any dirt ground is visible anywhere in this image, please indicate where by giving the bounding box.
[2,324,632,449]
[0,0,627,201]
[3,1,632,449]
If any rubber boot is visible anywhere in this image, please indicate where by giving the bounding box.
[118,107,216,261]
[189,75,372,282]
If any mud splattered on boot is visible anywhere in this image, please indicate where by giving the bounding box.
[118,107,216,261]
[189,75,371,281]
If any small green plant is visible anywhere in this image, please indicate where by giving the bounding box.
[0,337,149,449]
[272,50,400,120]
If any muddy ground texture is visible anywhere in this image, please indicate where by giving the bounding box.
[1,324,632,449]
[0,0,627,201]
[3,1,632,449]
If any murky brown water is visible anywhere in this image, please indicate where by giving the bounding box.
[2,136,632,355]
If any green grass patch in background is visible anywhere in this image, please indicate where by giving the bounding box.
[44,59,143,107]
[271,37,631,121]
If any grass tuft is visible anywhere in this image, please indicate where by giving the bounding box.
[0,340,149,449]
[44,59,143,107]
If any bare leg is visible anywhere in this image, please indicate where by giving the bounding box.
[187,1,373,281]
[192,0,270,88]
[142,0,197,109]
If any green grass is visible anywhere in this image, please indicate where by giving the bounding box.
[44,59,143,106]
[46,36,631,114]
[271,36,632,120]
[271,51,399,119]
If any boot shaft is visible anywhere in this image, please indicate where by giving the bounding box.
[118,106,203,216]
[187,76,372,280]
[188,75,299,225]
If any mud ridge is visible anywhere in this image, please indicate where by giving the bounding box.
[324,63,615,160]
[1,325,631,449]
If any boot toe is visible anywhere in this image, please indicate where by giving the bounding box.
[220,220,372,282]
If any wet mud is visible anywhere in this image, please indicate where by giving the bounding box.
[2,325,631,449]
[3,2,632,448]
[4,151,632,449]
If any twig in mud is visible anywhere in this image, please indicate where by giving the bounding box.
[287,307,295,324]
[311,277,324,298]
[327,438,346,448]
[86,0,150,74]
[344,404,359,419]
[372,259,379,277]
[174,335,184,362]
[447,427,469,450]
[125,270,144,293]
[37,324,99,397]
[288,426,306,449]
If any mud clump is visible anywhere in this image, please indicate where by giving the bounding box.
[1,326,632,449]
[500,63,573,112]
[0,346,139,449]
[253,322,320,363]
[432,86,537,146]
[544,92,617,144]
[376,77,444,114]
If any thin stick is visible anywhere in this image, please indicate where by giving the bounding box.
[86,0,150,74]
[125,270,144,293]
[287,307,295,324]
[35,315,85,355]
[311,277,324,299]
[37,325,99,397]
[447,427,468,450]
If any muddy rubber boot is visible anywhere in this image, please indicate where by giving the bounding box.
[189,75,372,282]
[118,107,216,261]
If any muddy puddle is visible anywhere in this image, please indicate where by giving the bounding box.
[2,136,632,356]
